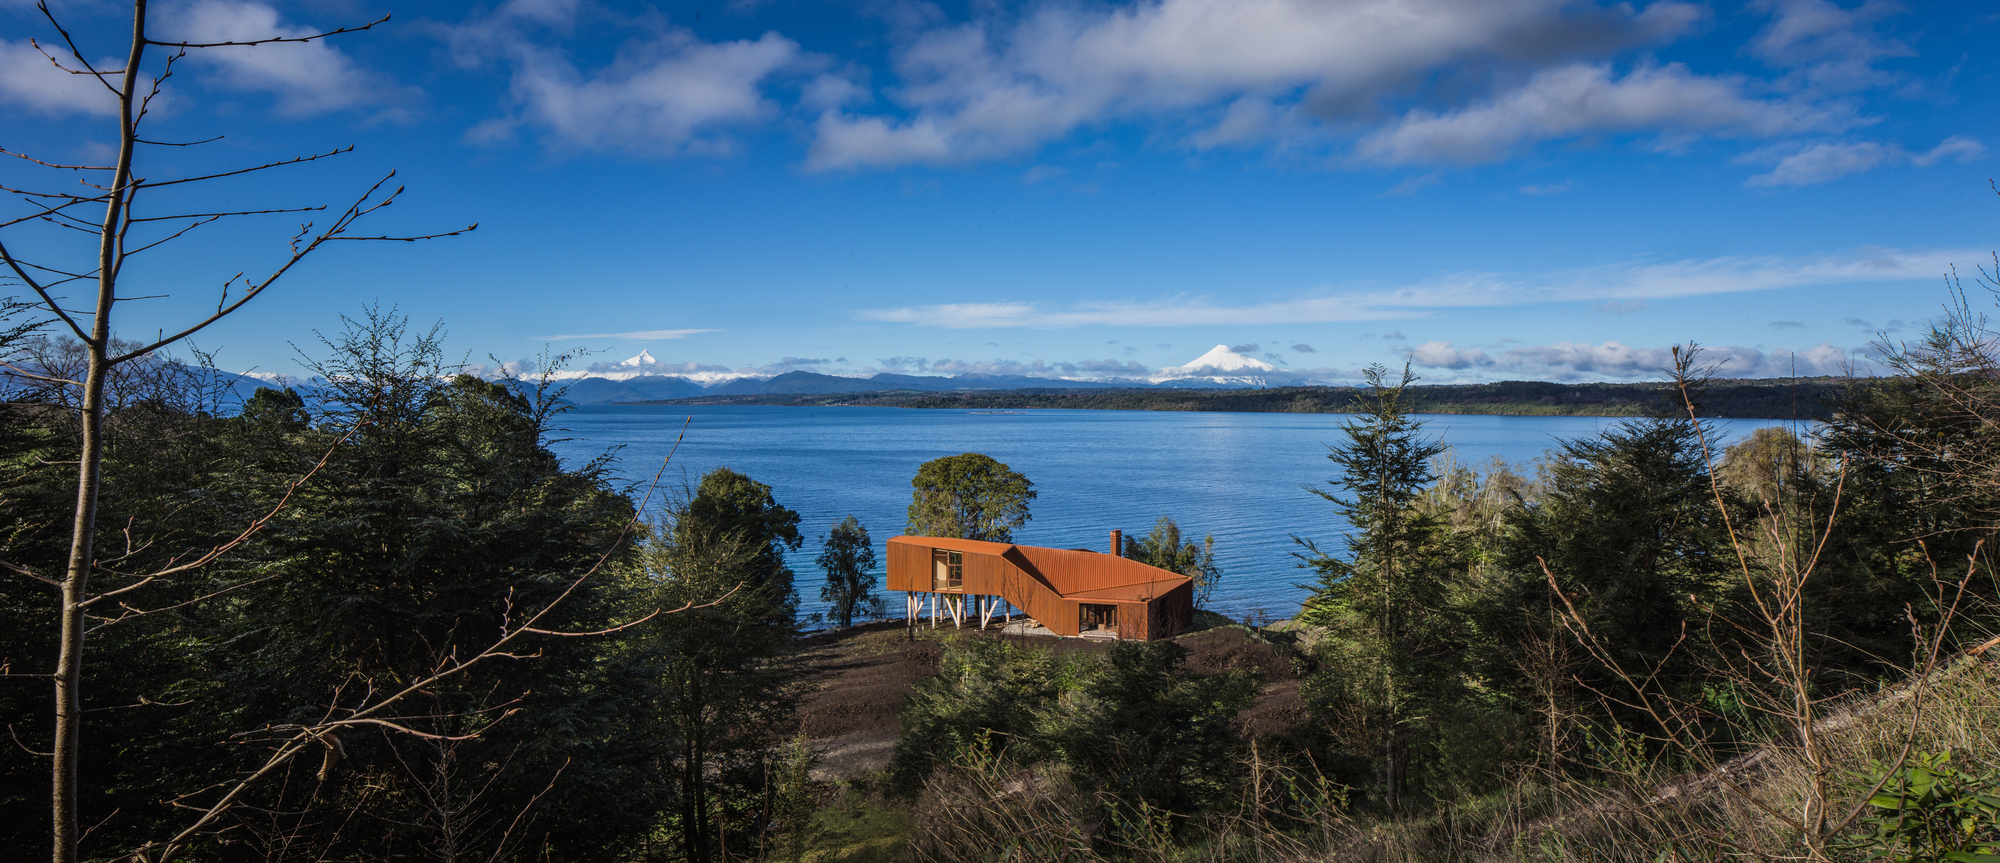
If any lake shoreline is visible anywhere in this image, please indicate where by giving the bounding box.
[616,377,1845,420]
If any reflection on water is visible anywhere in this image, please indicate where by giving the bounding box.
[545,406,1793,620]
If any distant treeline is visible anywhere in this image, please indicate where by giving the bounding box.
[637,376,1848,419]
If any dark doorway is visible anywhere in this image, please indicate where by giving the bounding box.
[1080,603,1117,632]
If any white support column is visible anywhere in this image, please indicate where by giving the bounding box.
[980,596,995,630]
[929,592,936,629]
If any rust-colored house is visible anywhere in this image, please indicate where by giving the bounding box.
[885,530,1193,640]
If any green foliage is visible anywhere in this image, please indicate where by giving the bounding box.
[1489,411,1742,724]
[1838,751,2000,862]
[628,466,805,862]
[0,310,650,860]
[905,452,1035,542]
[684,465,804,621]
[1294,362,1470,808]
[894,638,1061,786]
[768,734,826,863]
[894,637,1257,845]
[818,514,880,628]
[1040,640,1260,823]
[1122,516,1223,607]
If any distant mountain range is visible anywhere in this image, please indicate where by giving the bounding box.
[556,369,1266,404]
[552,344,1315,404]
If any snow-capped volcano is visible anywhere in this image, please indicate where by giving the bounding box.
[619,349,658,368]
[1151,345,1282,386]
[1168,344,1279,374]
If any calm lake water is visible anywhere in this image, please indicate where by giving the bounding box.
[543,406,1792,622]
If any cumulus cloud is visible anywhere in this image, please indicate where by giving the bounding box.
[1356,62,1847,165]
[1229,342,1259,354]
[856,246,1973,328]
[1408,339,1861,380]
[1742,135,1985,187]
[1768,320,1804,328]
[1747,0,1912,92]
[807,0,1708,170]
[1292,343,1316,353]
[0,39,124,116]
[162,0,415,116]
[454,0,802,154]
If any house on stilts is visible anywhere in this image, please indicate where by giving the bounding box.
[885,530,1194,640]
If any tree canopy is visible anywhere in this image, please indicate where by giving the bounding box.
[905,452,1036,542]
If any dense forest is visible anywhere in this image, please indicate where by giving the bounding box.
[1,304,1996,861]
[645,377,1847,419]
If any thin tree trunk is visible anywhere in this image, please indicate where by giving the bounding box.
[53,6,147,861]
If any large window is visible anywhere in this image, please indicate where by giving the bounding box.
[1081,603,1117,632]
[932,549,963,590]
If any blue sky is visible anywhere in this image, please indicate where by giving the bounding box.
[3,0,1997,384]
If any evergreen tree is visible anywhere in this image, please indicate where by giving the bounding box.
[816,515,879,628]
[1295,362,1465,808]
[1489,410,1742,741]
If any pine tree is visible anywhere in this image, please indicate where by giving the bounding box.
[1295,363,1465,808]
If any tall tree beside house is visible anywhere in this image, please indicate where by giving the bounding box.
[906,453,1036,542]
[817,515,880,628]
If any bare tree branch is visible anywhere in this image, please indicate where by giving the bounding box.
[146,13,390,48]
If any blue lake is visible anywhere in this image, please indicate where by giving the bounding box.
[543,406,1791,622]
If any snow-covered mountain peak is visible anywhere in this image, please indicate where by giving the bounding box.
[620,349,657,367]
[1173,344,1278,373]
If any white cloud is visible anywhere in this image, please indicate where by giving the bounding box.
[1408,339,1861,380]
[801,73,868,110]
[1356,62,1847,165]
[1743,135,1984,187]
[1912,135,1985,167]
[857,246,1975,328]
[0,38,122,117]
[536,328,717,340]
[163,0,413,116]
[807,0,1708,170]
[454,0,801,154]
[1747,0,1911,92]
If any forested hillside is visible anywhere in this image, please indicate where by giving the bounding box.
[647,377,1846,419]
[2,311,1995,861]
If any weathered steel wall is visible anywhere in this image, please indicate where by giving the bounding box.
[885,539,930,592]
[999,547,1076,636]
[1147,581,1194,640]
[1116,601,1149,640]
[884,535,1194,640]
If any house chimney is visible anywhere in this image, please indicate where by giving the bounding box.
[1110,529,1122,557]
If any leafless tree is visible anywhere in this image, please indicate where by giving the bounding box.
[0,2,475,861]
